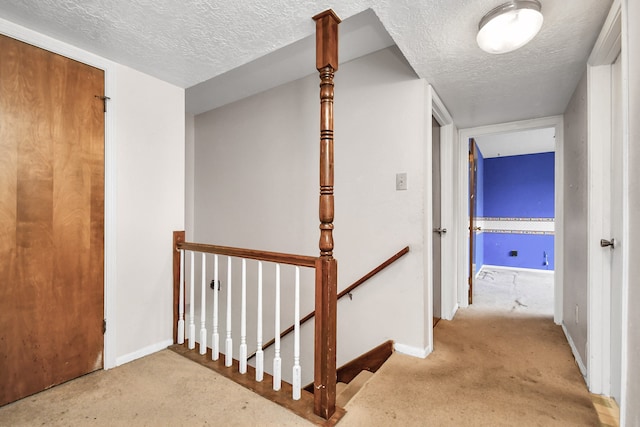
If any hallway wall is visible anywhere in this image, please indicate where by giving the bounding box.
[191,46,430,372]
[562,70,589,366]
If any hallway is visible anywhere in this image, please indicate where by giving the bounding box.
[0,270,600,426]
[341,269,598,426]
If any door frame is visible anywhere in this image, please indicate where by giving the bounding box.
[457,115,564,325]
[0,17,117,369]
[428,86,456,326]
[586,0,626,402]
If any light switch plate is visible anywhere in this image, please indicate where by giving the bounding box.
[396,173,407,190]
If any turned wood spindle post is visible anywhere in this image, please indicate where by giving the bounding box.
[172,230,185,343]
[313,9,340,420]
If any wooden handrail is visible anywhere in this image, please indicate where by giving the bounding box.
[248,246,410,360]
[177,241,317,268]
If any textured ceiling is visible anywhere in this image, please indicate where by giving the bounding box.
[0,0,613,128]
[475,127,556,158]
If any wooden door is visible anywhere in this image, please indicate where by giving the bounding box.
[468,139,478,305]
[432,116,442,323]
[0,35,105,406]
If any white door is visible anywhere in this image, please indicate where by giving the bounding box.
[608,52,623,405]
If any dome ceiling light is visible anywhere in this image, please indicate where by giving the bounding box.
[477,0,544,54]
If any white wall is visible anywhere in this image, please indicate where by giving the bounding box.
[561,70,589,368]
[191,46,430,376]
[113,65,185,364]
[185,114,195,241]
[0,18,186,369]
[623,0,640,424]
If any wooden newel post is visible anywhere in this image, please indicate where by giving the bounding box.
[313,9,340,420]
[173,231,185,343]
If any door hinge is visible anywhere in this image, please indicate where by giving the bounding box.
[103,319,107,335]
[95,95,111,112]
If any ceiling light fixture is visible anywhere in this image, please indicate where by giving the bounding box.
[477,0,543,54]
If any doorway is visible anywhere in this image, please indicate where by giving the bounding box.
[458,117,564,323]
[0,34,105,406]
[467,128,556,312]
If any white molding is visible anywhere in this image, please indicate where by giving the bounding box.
[587,64,612,396]
[589,0,622,66]
[479,265,555,275]
[619,1,630,424]
[0,18,118,370]
[458,116,563,320]
[554,118,565,326]
[394,342,432,359]
[115,339,173,367]
[430,84,457,321]
[423,83,434,353]
[563,324,587,380]
[586,0,623,398]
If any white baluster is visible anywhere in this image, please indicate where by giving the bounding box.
[188,251,196,349]
[273,264,282,391]
[211,254,220,361]
[199,252,207,355]
[255,261,264,382]
[292,266,301,400]
[177,249,185,344]
[239,259,248,374]
[225,256,233,367]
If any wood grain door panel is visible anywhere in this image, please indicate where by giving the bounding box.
[0,34,104,406]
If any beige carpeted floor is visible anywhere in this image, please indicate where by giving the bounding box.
[0,268,599,426]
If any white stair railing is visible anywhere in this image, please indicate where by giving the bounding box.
[239,259,247,374]
[225,256,233,367]
[188,251,195,350]
[176,249,309,401]
[177,249,185,344]
[212,254,220,360]
[273,263,282,391]
[199,252,207,355]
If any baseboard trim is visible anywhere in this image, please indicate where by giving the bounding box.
[479,264,555,275]
[393,343,432,359]
[443,303,459,321]
[562,324,587,379]
[116,339,173,367]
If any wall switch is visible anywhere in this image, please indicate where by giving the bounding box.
[396,173,407,190]
[575,305,579,324]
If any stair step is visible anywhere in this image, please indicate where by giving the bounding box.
[336,381,348,395]
[336,370,374,407]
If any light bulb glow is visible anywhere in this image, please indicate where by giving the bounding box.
[477,2,543,54]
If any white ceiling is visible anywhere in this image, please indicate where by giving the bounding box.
[0,0,613,128]
[475,127,556,158]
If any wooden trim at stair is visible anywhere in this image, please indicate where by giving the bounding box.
[337,247,409,300]
[336,340,394,385]
[304,340,394,392]
[177,241,317,268]
[169,344,345,427]
[313,9,340,420]
[172,231,185,343]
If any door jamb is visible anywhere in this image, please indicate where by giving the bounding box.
[0,18,117,369]
[585,0,624,401]
[430,86,456,322]
[457,116,564,324]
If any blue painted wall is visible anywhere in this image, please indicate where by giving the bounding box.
[483,152,555,218]
[481,152,555,271]
[483,233,554,270]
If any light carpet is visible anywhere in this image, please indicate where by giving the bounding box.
[0,268,599,426]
